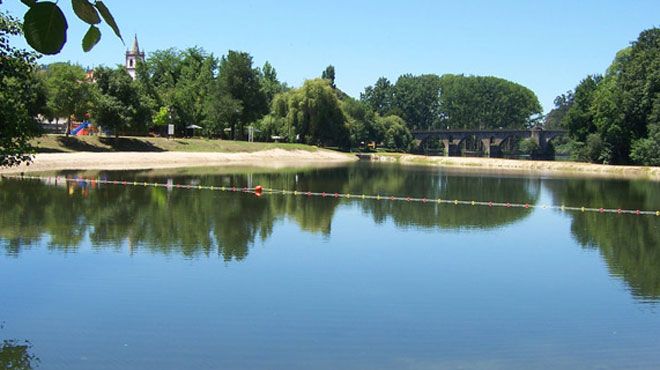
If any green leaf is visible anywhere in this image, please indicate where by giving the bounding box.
[72,0,101,24]
[23,2,68,55]
[21,0,37,6]
[82,25,101,52]
[95,1,123,43]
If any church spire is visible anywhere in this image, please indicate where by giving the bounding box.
[131,34,140,54]
[125,34,145,80]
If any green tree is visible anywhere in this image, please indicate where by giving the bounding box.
[217,50,268,139]
[563,75,602,143]
[43,62,94,135]
[0,10,44,167]
[393,74,443,130]
[360,77,395,116]
[321,65,336,89]
[376,115,412,151]
[259,61,287,106]
[619,28,660,164]
[92,65,150,136]
[544,92,573,129]
[437,74,542,130]
[630,104,660,165]
[270,79,349,147]
[139,47,220,136]
[341,97,378,149]
[562,28,659,164]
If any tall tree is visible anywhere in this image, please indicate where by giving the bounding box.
[544,92,574,129]
[0,10,44,167]
[43,62,94,136]
[360,77,395,116]
[217,50,268,139]
[321,65,336,89]
[270,79,349,147]
[563,75,602,143]
[437,74,542,130]
[92,65,150,136]
[260,61,286,105]
[621,28,660,164]
[393,74,443,130]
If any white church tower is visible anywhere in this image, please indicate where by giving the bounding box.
[125,35,145,80]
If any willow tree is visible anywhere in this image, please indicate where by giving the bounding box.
[271,79,349,147]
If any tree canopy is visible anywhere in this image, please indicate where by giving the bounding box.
[18,0,122,55]
[558,27,659,165]
[0,10,44,166]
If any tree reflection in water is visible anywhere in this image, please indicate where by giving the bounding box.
[0,324,39,370]
[0,165,538,260]
[1,164,658,301]
[545,178,660,300]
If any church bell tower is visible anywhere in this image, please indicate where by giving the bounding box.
[125,35,145,80]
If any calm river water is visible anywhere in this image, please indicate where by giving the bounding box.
[1,163,659,369]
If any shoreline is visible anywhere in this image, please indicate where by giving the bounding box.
[1,150,658,181]
[362,153,660,181]
[0,150,357,174]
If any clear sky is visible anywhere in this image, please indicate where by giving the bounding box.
[4,0,660,113]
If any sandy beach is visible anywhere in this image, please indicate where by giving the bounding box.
[366,153,660,181]
[0,149,357,174]
[1,150,658,181]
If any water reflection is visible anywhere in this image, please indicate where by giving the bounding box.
[1,164,659,301]
[545,178,660,300]
[0,165,539,259]
[0,327,39,370]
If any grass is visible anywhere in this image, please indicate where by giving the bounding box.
[31,134,322,153]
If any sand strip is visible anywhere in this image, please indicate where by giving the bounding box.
[0,150,357,174]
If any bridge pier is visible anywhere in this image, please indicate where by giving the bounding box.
[416,128,566,160]
[479,138,503,158]
[442,140,461,157]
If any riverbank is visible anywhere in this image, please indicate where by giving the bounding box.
[362,153,660,181]
[0,150,357,174]
[2,135,657,180]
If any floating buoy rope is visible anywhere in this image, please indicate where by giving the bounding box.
[3,174,659,217]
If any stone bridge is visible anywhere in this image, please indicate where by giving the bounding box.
[412,127,566,158]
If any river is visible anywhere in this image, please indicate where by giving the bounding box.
[1,163,659,369]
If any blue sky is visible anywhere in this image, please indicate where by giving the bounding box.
[4,0,659,112]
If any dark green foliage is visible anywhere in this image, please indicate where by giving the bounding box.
[82,24,101,52]
[92,66,151,136]
[544,92,573,129]
[563,75,602,143]
[341,97,378,148]
[392,74,443,130]
[0,11,44,167]
[22,2,67,55]
[360,77,394,116]
[42,62,94,134]
[631,121,660,165]
[19,0,121,54]
[517,138,540,156]
[269,79,349,147]
[376,115,413,151]
[362,73,542,132]
[561,28,659,164]
[217,51,268,139]
[438,74,542,130]
[321,65,336,88]
[0,338,39,370]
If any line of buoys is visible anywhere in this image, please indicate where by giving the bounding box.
[3,174,659,217]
